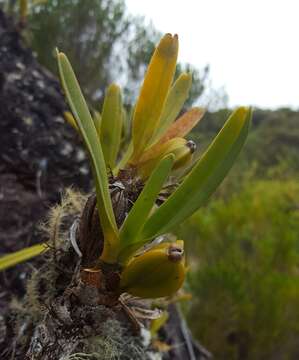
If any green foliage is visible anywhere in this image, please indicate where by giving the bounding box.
[26,0,207,107]
[178,179,299,359]
[1,34,250,307]
[192,108,299,177]
[100,84,123,168]
[29,0,129,103]
[57,50,119,263]
[141,107,251,240]
[56,34,250,270]
[151,72,192,144]
[0,243,47,271]
[119,154,175,260]
[245,108,299,174]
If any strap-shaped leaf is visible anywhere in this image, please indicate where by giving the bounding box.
[158,107,205,143]
[139,108,204,165]
[100,84,123,168]
[151,72,192,144]
[131,34,178,160]
[122,107,130,139]
[138,137,186,165]
[64,111,79,131]
[115,106,134,173]
[0,243,48,271]
[93,110,102,138]
[137,137,190,180]
[141,107,251,240]
[57,51,118,257]
[115,141,133,175]
[119,154,175,260]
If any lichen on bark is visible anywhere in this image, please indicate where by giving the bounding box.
[6,190,159,359]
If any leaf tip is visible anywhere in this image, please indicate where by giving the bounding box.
[108,82,121,93]
[180,72,192,82]
[157,33,179,58]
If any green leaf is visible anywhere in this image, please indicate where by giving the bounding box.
[122,107,130,141]
[57,51,119,262]
[115,141,133,174]
[0,243,48,271]
[115,106,134,173]
[100,84,123,168]
[93,110,102,138]
[131,34,178,161]
[151,72,192,144]
[140,107,251,240]
[63,111,79,131]
[119,154,175,261]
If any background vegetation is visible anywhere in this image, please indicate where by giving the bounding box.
[178,107,299,359]
[27,0,209,107]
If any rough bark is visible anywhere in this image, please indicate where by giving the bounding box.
[0,7,92,307]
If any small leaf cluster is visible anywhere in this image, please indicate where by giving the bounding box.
[0,34,250,300]
[56,33,250,298]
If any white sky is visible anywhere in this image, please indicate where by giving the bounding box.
[126,0,299,109]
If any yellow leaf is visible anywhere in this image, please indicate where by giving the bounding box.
[0,243,48,271]
[151,72,192,144]
[138,107,203,168]
[131,34,179,161]
[136,138,195,179]
[158,107,205,143]
[138,137,187,165]
[131,107,202,176]
[63,111,79,131]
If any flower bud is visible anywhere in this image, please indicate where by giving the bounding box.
[120,241,185,298]
[138,138,196,178]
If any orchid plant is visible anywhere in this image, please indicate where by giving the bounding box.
[0,34,251,300]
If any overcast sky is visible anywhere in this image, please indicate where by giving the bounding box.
[126,0,299,109]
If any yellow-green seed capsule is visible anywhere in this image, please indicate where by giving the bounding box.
[137,138,196,178]
[172,140,196,170]
[120,241,186,299]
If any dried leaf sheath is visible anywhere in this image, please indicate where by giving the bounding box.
[78,170,145,268]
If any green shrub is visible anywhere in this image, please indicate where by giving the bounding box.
[178,179,299,359]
